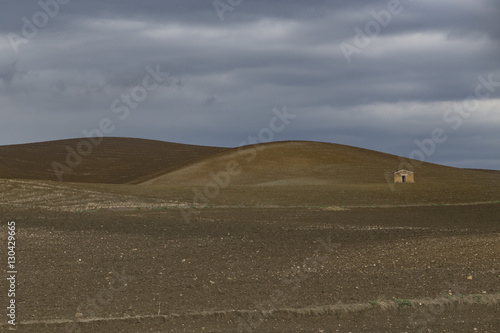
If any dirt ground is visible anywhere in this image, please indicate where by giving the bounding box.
[1,203,499,332]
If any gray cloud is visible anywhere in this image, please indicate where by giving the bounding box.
[0,60,18,84]
[0,0,499,169]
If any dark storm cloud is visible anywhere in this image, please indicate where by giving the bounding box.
[0,0,499,168]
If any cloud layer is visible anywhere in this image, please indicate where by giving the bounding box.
[1,0,499,169]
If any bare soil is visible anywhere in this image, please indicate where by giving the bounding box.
[0,138,228,184]
[1,203,499,332]
[1,138,499,332]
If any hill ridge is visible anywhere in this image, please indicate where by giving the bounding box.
[0,137,228,184]
[140,140,500,187]
[1,138,499,188]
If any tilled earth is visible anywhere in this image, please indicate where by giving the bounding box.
[1,204,499,332]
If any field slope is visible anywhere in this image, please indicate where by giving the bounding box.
[0,137,228,184]
[1,139,499,207]
[141,140,500,187]
[137,140,500,206]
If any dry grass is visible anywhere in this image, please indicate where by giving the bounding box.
[141,141,500,188]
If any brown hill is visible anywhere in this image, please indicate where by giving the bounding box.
[466,169,500,175]
[140,141,500,187]
[134,141,500,207]
[0,137,228,184]
[0,139,498,207]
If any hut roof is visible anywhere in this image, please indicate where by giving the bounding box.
[394,169,414,174]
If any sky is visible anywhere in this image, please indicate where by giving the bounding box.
[0,0,499,169]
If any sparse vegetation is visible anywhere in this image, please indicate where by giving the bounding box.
[394,299,412,306]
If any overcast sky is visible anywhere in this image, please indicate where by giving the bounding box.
[1,0,499,169]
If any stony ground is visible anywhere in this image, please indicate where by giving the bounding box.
[1,202,499,332]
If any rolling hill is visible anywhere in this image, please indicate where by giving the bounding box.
[0,137,228,184]
[140,140,500,187]
[0,138,499,207]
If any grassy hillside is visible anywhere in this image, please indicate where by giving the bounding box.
[1,139,498,207]
[136,141,500,206]
[141,141,500,187]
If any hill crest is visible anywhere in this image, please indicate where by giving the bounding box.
[1,138,498,188]
[140,140,500,187]
[0,137,228,184]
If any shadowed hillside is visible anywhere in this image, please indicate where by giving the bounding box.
[0,137,228,184]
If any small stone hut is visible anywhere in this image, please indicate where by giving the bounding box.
[393,169,414,183]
